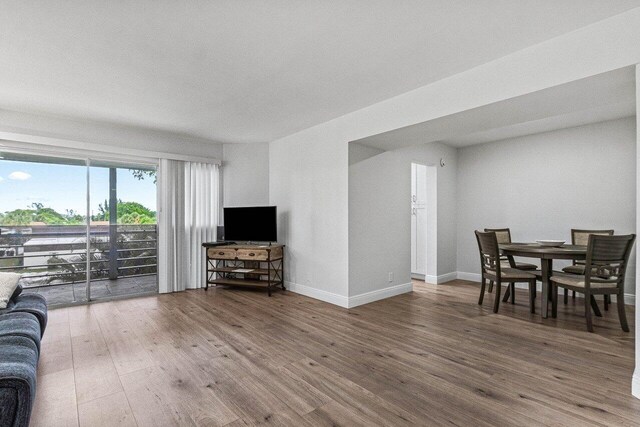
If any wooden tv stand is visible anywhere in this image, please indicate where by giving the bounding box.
[203,243,285,296]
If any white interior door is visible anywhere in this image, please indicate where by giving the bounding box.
[411,163,427,277]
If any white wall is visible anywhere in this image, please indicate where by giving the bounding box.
[348,142,384,165]
[222,143,269,211]
[270,136,350,306]
[349,142,456,300]
[0,109,223,160]
[269,10,640,309]
[633,63,640,400]
[457,117,637,294]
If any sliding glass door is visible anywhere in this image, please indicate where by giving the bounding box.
[0,150,157,306]
[0,152,89,304]
[88,162,158,301]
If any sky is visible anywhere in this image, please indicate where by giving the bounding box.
[0,159,156,216]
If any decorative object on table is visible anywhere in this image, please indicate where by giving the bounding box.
[475,231,537,314]
[549,234,635,332]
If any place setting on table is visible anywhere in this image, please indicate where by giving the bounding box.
[475,228,635,332]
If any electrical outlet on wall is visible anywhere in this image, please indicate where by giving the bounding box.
[388,272,393,282]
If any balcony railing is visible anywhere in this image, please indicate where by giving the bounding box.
[0,224,157,289]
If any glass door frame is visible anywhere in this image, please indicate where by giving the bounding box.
[0,143,158,304]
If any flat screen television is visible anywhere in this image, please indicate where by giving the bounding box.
[223,206,277,242]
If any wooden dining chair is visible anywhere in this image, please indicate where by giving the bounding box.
[484,228,537,294]
[550,234,635,332]
[561,229,614,308]
[475,231,537,314]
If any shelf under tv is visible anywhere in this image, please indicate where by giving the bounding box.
[206,278,270,288]
[203,243,285,296]
[208,267,271,275]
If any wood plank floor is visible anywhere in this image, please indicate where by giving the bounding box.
[32,280,640,426]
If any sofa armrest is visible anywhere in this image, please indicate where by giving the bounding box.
[0,294,48,337]
[0,336,38,427]
[0,312,42,355]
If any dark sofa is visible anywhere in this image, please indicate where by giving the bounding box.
[0,284,47,427]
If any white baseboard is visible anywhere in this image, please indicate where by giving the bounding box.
[457,271,481,282]
[456,272,636,306]
[425,272,458,284]
[626,293,637,306]
[285,281,349,308]
[286,281,413,309]
[348,282,413,308]
[633,371,640,399]
[287,272,636,308]
[412,273,425,281]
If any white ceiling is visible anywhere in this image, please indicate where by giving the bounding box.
[353,66,636,150]
[1,1,639,144]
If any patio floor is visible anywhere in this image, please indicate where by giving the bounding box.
[23,275,157,306]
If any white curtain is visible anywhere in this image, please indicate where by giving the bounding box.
[157,159,219,293]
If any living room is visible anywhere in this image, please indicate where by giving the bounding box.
[2,2,640,426]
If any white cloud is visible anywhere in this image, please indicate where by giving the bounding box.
[8,171,31,180]
[0,176,4,183]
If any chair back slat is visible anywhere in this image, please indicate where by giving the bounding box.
[475,231,500,274]
[572,229,614,246]
[584,234,635,288]
[589,235,631,262]
[485,228,511,244]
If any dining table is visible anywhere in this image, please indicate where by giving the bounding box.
[499,243,587,318]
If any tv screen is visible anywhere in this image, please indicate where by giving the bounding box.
[223,206,277,242]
